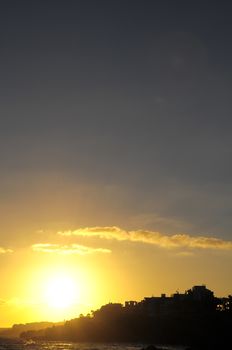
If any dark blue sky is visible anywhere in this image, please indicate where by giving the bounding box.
[1,0,232,244]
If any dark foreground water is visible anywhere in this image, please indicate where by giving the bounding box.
[0,342,187,350]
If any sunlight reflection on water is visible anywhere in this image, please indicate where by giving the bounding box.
[0,342,185,350]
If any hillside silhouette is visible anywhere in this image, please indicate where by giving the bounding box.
[0,322,63,339]
[20,285,232,348]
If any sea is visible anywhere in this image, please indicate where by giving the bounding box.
[0,342,187,350]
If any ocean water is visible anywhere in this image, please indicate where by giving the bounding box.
[0,342,187,350]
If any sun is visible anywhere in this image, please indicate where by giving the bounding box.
[44,274,78,309]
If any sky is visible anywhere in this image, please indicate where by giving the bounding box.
[1,0,232,326]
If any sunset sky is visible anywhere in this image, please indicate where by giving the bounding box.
[1,0,232,327]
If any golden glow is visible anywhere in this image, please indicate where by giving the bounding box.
[0,238,232,327]
[43,273,78,310]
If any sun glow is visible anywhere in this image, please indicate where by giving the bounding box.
[19,264,103,324]
[44,274,78,309]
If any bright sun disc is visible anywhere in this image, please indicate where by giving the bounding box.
[44,275,77,309]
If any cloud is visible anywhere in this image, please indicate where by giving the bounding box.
[31,243,111,255]
[0,297,41,308]
[58,226,232,251]
[0,247,13,254]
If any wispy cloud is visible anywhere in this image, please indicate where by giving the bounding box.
[0,247,13,254]
[5,297,41,307]
[31,243,111,255]
[58,226,232,251]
